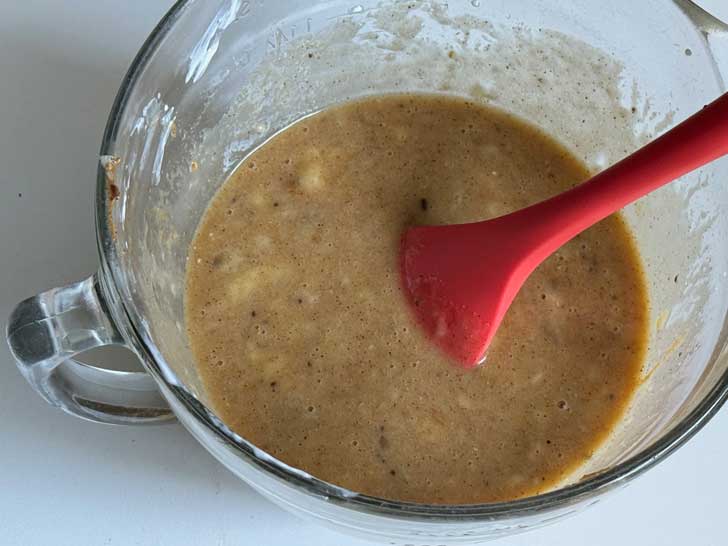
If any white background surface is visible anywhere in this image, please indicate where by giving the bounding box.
[1,2,727,545]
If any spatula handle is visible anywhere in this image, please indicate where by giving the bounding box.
[511,92,728,265]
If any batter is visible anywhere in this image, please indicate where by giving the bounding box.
[185,95,648,504]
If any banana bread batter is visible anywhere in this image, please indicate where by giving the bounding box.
[185,94,648,504]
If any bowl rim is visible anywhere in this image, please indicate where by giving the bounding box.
[94,0,728,521]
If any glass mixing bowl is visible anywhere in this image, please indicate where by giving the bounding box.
[7,0,728,543]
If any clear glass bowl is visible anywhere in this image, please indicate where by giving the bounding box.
[7,0,728,543]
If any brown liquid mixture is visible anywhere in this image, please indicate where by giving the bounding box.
[185,95,648,504]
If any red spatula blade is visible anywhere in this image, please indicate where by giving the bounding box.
[400,221,526,368]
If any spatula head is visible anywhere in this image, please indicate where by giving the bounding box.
[399,220,527,368]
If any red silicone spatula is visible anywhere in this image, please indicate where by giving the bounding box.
[400,92,728,368]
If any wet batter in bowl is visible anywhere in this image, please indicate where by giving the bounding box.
[185,95,648,504]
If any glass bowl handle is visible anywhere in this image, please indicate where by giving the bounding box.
[5,274,174,425]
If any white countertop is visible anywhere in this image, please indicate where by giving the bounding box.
[1,2,727,545]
